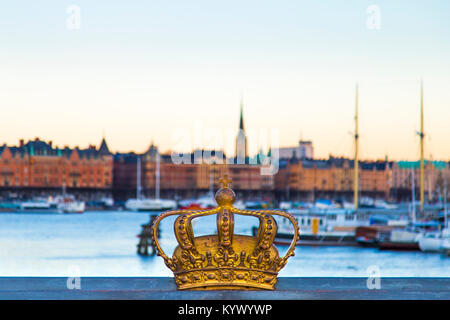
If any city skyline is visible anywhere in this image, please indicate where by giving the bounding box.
[1,1,450,160]
[1,81,449,162]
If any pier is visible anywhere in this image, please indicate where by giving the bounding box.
[1,277,448,300]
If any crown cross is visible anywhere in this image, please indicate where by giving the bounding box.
[219,174,232,188]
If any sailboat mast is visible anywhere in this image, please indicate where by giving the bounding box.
[155,151,160,200]
[354,84,359,210]
[420,80,425,212]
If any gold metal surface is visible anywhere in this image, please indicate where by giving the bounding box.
[152,174,299,290]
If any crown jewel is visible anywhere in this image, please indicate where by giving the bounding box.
[152,174,299,290]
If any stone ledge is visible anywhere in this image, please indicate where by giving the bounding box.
[0,277,449,300]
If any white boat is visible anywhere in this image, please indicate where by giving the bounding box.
[279,201,292,210]
[100,197,114,208]
[125,153,177,212]
[313,199,339,210]
[19,198,57,211]
[125,198,176,211]
[377,222,441,251]
[419,183,449,253]
[271,208,370,246]
[54,184,85,214]
[418,231,448,252]
[342,202,355,210]
[374,199,398,210]
[234,200,246,210]
[442,238,450,256]
[57,197,85,214]
[18,193,85,214]
[178,195,216,210]
[417,210,449,253]
[378,168,420,251]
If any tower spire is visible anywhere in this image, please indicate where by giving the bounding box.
[239,95,245,131]
[235,95,248,162]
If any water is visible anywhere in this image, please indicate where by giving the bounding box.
[0,211,448,277]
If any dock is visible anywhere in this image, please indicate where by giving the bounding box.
[1,277,448,300]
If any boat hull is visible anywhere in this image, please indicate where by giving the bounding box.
[418,237,444,252]
[59,202,85,214]
[379,242,419,251]
[441,239,450,256]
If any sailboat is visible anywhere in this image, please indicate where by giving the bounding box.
[271,85,368,247]
[125,153,177,212]
[378,81,427,251]
[418,181,449,252]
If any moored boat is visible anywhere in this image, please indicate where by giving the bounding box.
[55,195,85,214]
[125,152,177,212]
[378,229,420,250]
[417,226,449,253]
[355,225,398,247]
[262,208,370,247]
[442,238,450,256]
[18,198,58,213]
[378,221,441,251]
[418,232,445,252]
[178,196,216,210]
[125,198,176,211]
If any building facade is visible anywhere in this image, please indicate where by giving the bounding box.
[112,145,274,201]
[2,138,449,203]
[276,140,314,160]
[0,138,113,199]
[275,157,393,202]
[390,160,450,202]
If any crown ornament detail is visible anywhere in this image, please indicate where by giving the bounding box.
[152,174,299,290]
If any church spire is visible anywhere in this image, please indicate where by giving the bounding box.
[239,96,245,131]
[235,95,248,162]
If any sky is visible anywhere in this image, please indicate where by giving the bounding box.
[0,0,449,160]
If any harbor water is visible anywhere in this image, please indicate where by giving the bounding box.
[0,211,449,277]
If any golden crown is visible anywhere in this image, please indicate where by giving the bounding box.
[152,174,299,290]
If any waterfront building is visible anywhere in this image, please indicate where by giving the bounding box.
[276,156,391,201]
[0,138,113,198]
[2,138,448,203]
[391,160,450,202]
[113,144,274,200]
[276,140,314,160]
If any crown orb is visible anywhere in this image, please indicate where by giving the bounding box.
[215,187,236,206]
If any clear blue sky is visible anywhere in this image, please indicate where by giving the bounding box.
[1,0,449,160]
